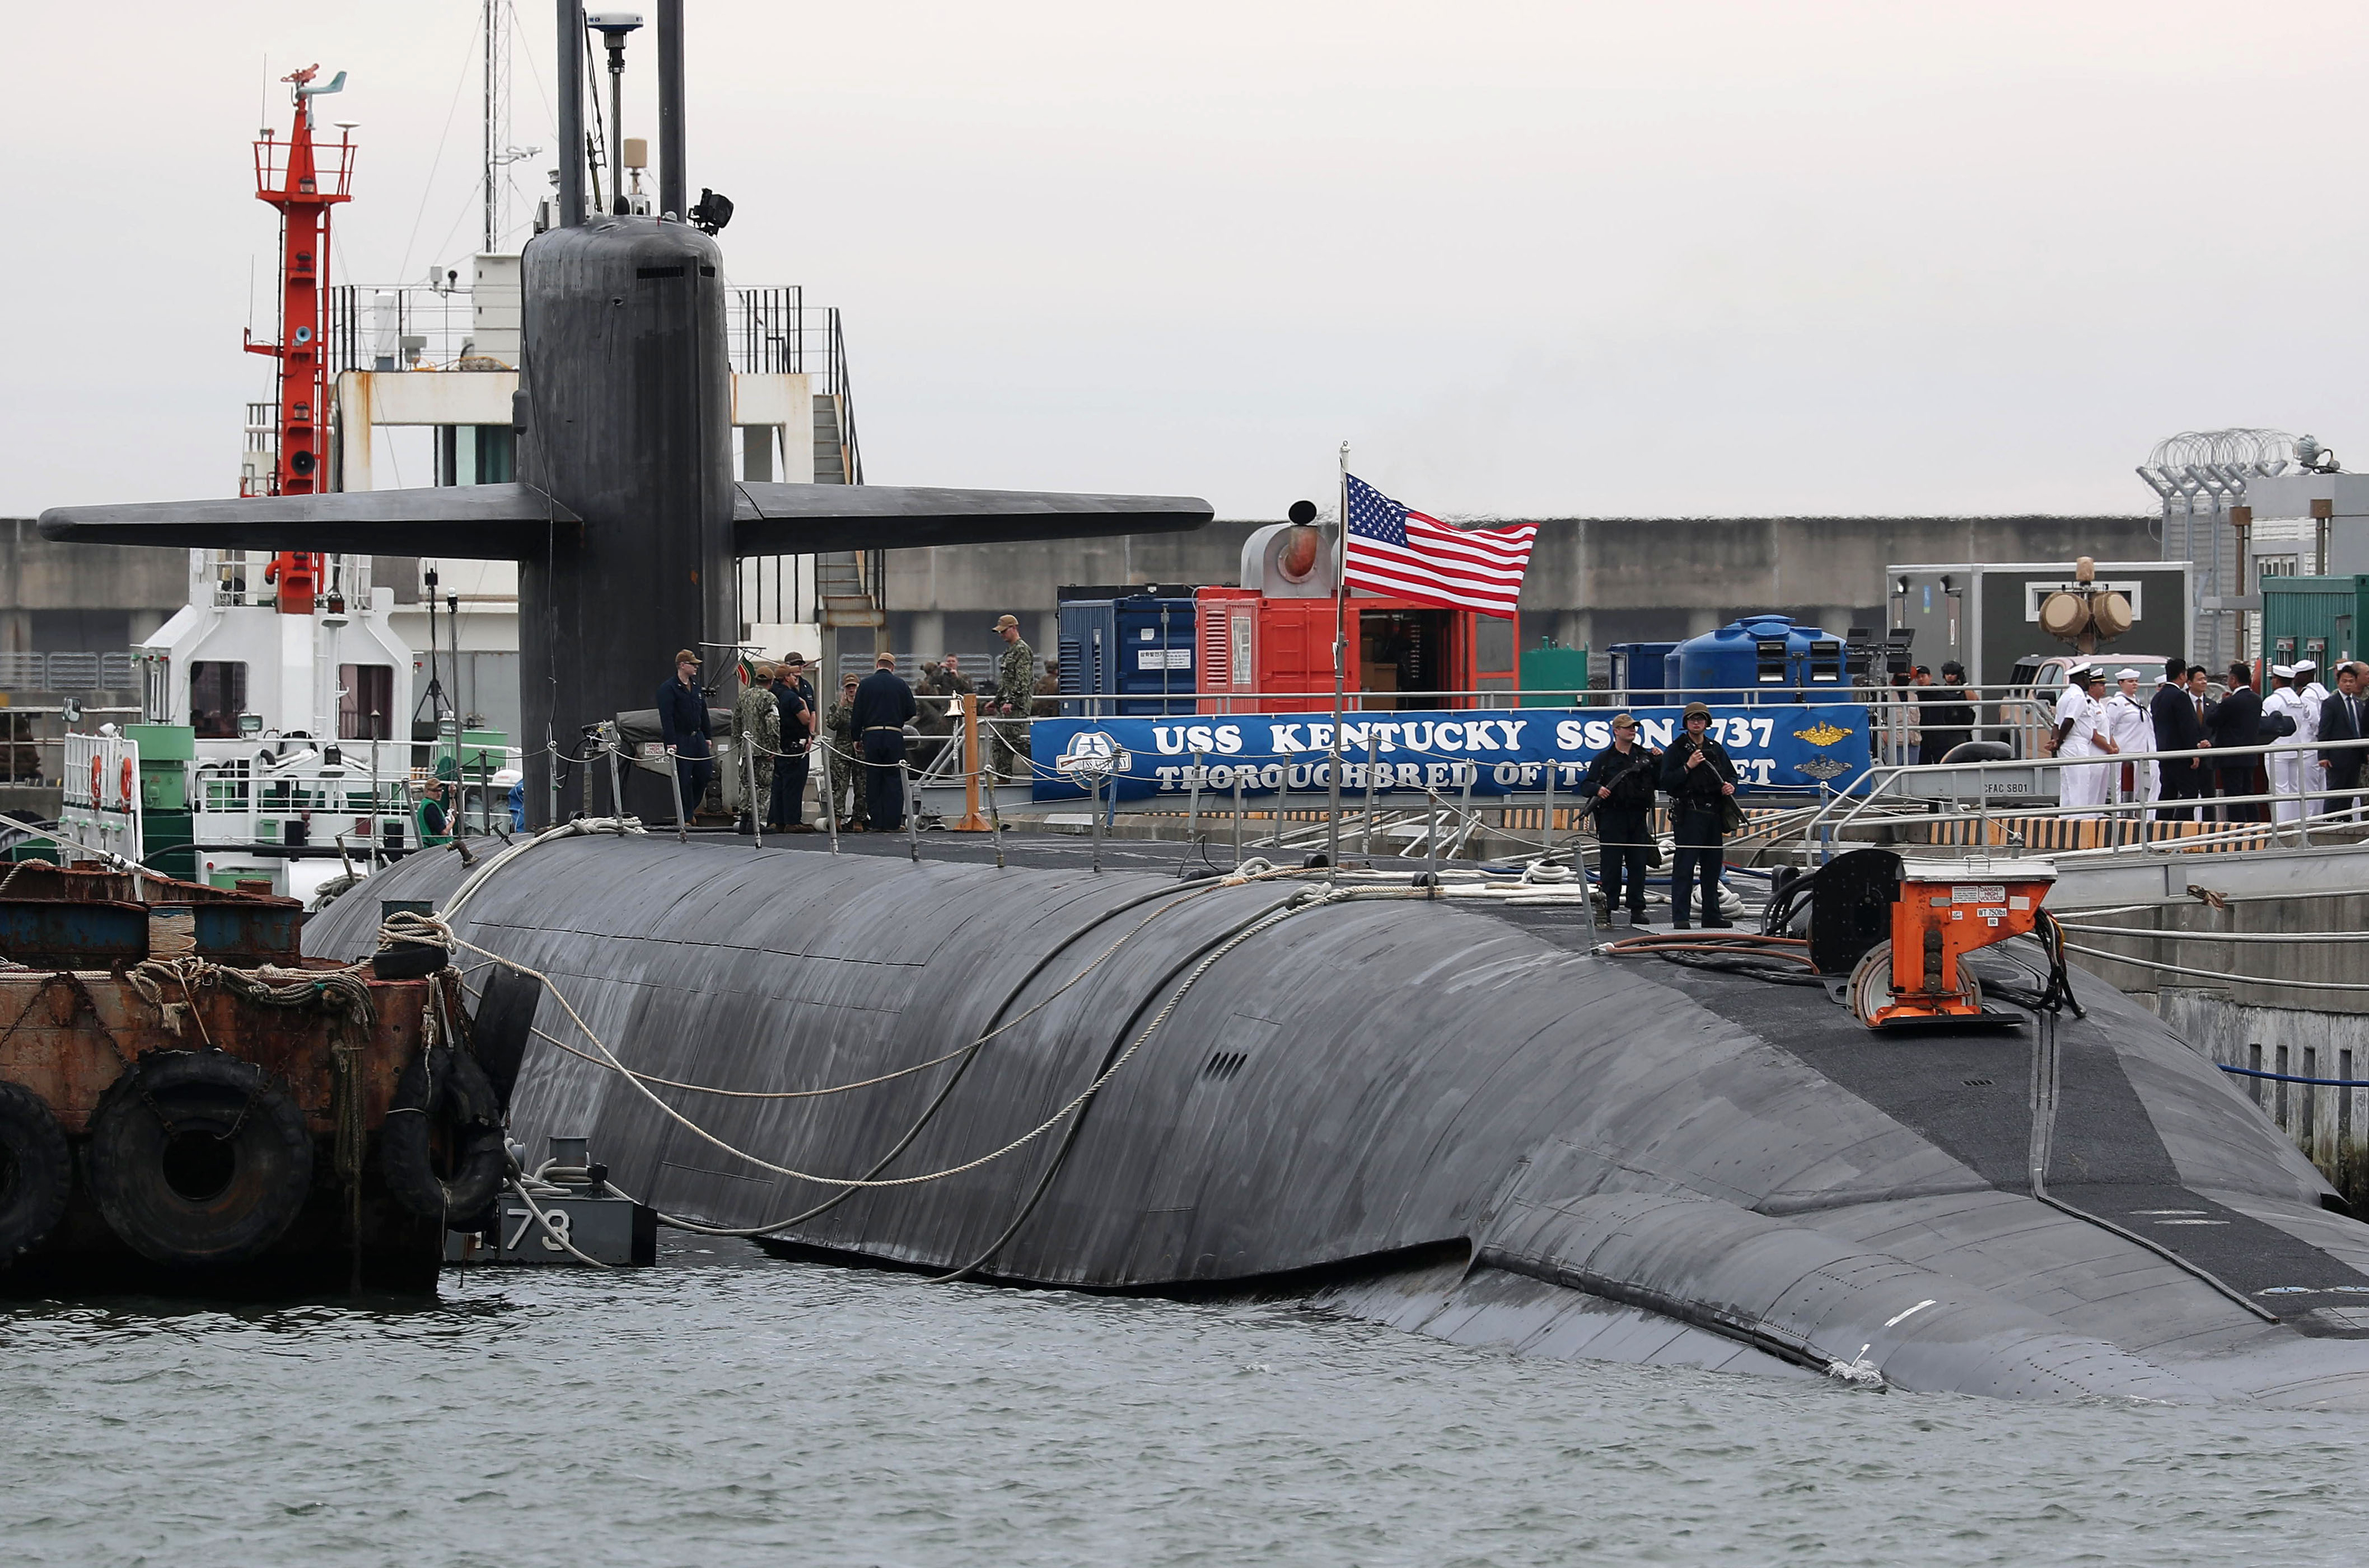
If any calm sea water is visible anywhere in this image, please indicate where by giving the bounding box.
[5,1236,2366,1567]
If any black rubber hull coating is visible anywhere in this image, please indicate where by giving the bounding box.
[309,837,2369,1406]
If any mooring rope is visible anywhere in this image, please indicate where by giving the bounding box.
[400,883,1320,1192]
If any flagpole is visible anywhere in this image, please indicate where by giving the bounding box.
[1327,442,1349,881]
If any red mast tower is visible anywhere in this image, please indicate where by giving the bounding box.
[246,65,354,611]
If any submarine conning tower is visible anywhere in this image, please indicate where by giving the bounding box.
[516,216,736,820]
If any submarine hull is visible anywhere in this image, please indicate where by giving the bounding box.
[310,836,2369,1405]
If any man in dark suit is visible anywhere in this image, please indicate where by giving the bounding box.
[2208,662,2263,821]
[2322,662,2368,821]
[850,651,919,833]
[2150,660,2209,821]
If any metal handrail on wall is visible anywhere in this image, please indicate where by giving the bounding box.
[1803,732,2369,854]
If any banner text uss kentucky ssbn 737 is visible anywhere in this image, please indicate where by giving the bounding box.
[1029,706,1872,801]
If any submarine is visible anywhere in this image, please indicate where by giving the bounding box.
[305,831,2369,1407]
[43,5,2369,1405]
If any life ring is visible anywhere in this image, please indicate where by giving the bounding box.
[380,1045,507,1230]
[0,1082,72,1262]
[119,756,136,808]
[86,1052,314,1267]
[88,755,102,804]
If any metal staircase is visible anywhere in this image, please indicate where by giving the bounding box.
[811,310,884,671]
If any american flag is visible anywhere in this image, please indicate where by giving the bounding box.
[1342,475,1535,619]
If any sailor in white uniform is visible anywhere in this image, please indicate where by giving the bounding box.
[2297,659,2331,814]
[2052,664,2112,817]
[2102,668,2153,813]
[2264,662,2318,824]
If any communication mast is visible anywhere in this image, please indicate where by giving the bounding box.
[245,65,353,502]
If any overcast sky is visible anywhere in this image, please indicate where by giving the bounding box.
[7,1,2364,520]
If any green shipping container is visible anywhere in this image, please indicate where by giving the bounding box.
[1519,643,1590,707]
[2261,576,2369,671]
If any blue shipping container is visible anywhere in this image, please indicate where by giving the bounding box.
[1058,590,1199,716]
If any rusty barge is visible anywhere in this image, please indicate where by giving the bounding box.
[0,859,521,1294]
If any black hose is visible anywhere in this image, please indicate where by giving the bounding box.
[932,890,1304,1284]
[738,877,1227,1237]
[1655,950,1826,987]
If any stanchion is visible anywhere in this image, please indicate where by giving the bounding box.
[1364,749,1378,859]
[1542,759,1556,856]
[987,755,1006,868]
[1232,774,1244,866]
[1428,789,1442,881]
[1456,761,1474,856]
[905,754,920,863]
[669,750,689,843]
[818,743,840,855]
[743,743,764,849]
[1186,750,1203,843]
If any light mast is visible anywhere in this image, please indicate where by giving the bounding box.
[245,64,353,612]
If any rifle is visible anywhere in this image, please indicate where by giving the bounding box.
[1574,746,1658,826]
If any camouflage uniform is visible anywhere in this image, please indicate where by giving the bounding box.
[825,688,865,824]
[991,638,1035,780]
[730,677,781,808]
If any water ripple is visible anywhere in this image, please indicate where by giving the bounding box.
[6,1237,2369,1566]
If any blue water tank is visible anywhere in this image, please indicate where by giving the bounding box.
[1665,615,1849,703]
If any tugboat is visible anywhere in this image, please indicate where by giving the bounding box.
[0,856,529,1294]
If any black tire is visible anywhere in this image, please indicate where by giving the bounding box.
[0,1082,72,1264]
[87,1052,314,1268]
[381,1046,507,1229]
[468,967,545,1113]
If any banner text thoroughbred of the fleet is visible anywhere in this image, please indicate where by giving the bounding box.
[1029,706,1872,802]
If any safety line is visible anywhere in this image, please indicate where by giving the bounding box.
[438,888,1319,1190]
[2060,943,2369,992]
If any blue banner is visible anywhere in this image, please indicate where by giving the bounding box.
[1029,706,1872,802]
